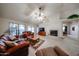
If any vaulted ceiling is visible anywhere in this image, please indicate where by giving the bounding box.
[0,3,79,24]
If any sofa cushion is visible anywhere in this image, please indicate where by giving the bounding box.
[4,41,15,49]
[54,46,69,56]
[18,41,27,45]
[0,45,6,53]
[9,35,17,41]
[0,39,6,47]
[2,36,8,41]
[35,47,57,56]
[6,42,29,54]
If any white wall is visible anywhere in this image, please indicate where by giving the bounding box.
[38,4,63,37]
[39,16,63,37]
[69,21,79,39]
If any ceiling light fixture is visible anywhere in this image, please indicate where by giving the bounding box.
[30,6,47,23]
[36,6,47,22]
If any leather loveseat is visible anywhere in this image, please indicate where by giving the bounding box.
[35,46,69,56]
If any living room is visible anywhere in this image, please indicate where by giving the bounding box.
[0,3,79,56]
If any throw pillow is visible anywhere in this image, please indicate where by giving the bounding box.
[9,35,17,41]
[4,41,15,49]
[0,45,6,53]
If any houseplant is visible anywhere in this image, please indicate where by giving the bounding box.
[67,14,79,19]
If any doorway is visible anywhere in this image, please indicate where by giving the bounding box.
[63,25,68,36]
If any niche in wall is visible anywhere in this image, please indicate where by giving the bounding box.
[72,27,75,31]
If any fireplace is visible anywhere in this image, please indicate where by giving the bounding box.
[50,30,58,36]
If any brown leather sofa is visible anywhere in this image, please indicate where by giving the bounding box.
[35,46,69,56]
[0,41,29,56]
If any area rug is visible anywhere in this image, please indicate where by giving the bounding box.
[32,40,45,49]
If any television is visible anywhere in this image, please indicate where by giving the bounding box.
[39,28,45,32]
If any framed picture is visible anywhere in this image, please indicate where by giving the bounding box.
[72,27,75,31]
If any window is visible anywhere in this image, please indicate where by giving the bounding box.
[32,27,34,32]
[19,24,25,35]
[9,23,18,35]
[28,26,32,31]
[36,27,39,33]
[27,26,34,32]
[9,22,25,35]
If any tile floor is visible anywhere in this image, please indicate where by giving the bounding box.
[28,36,79,56]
